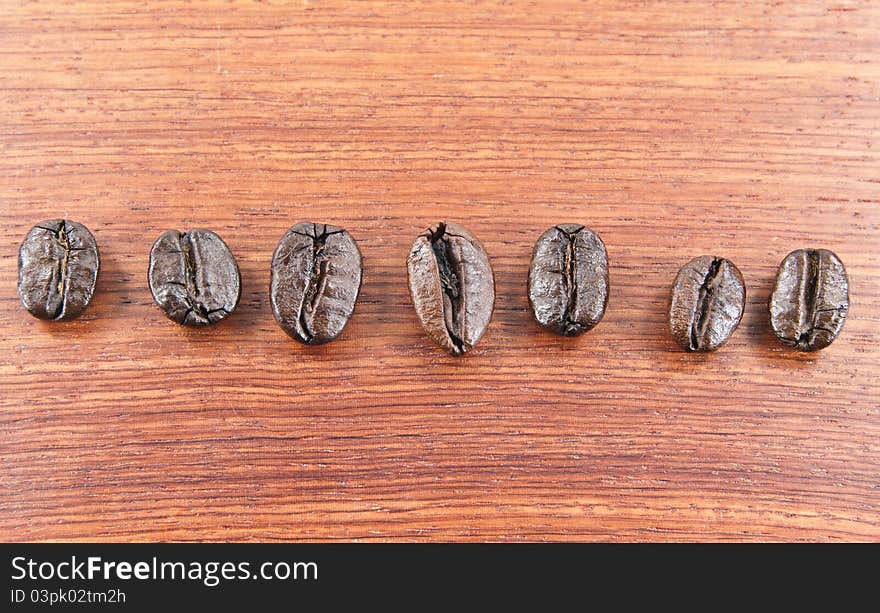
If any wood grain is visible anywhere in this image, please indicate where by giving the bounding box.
[0,1,878,542]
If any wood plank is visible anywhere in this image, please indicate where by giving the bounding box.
[0,1,877,541]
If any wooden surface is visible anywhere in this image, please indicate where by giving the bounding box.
[1,1,878,542]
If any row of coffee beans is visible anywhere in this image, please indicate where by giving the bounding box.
[17,219,849,354]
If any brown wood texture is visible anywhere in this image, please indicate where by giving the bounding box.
[1,1,878,542]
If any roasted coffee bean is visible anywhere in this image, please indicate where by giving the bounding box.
[18,219,100,321]
[528,224,608,336]
[148,229,240,326]
[270,222,362,345]
[407,221,495,355]
[669,255,745,352]
[769,249,849,352]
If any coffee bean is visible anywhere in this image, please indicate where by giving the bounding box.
[669,256,745,352]
[407,222,495,355]
[148,229,240,326]
[18,219,100,321]
[528,224,609,336]
[270,222,363,345]
[769,249,848,352]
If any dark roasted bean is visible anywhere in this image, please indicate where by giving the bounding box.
[148,229,240,326]
[270,222,363,345]
[769,249,849,352]
[669,255,745,352]
[18,219,100,321]
[528,224,608,336]
[407,221,495,355]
